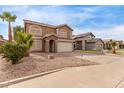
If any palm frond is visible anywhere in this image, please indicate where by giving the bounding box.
[0,15,5,21]
[10,15,17,22]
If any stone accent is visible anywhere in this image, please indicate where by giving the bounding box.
[45,40,50,52]
[82,40,86,50]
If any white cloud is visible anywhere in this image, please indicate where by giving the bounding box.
[1,6,29,13]
[18,5,96,25]
[1,5,124,40]
[74,24,124,40]
[1,6,96,26]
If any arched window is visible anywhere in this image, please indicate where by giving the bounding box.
[29,25,42,36]
[57,28,67,38]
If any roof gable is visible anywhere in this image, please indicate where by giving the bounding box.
[86,38,104,44]
[56,24,73,31]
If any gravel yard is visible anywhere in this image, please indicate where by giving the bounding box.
[0,52,99,83]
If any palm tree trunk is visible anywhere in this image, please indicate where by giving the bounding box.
[8,21,12,42]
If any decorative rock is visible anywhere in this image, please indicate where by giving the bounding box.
[48,55,54,59]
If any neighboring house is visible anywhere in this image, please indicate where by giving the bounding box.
[116,41,124,49]
[0,35,6,45]
[24,20,74,53]
[73,32,104,50]
[103,39,112,50]
[104,39,124,50]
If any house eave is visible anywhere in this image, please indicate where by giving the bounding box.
[23,19,56,28]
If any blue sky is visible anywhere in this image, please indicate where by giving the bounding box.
[0,5,124,40]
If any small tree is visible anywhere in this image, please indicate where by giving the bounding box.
[0,42,28,64]
[14,31,33,56]
[13,26,24,40]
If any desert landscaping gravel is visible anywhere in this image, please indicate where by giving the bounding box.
[0,52,99,82]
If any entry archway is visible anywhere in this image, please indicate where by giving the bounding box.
[49,40,55,53]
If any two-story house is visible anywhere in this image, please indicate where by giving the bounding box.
[73,32,104,50]
[24,20,74,52]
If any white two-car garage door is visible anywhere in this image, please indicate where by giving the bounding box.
[57,42,73,52]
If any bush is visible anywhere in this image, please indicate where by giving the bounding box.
[14,31,33,56]
[0,42,28,64]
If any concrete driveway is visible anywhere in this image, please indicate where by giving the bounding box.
[7,54,124,88]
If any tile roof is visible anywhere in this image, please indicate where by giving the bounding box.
[73,32,95,39]
[87,38,102,43]
[24,19,56,28]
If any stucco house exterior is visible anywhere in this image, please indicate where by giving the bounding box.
[116,41,124,49]
[73,32,104,50]
[24,20,74,53]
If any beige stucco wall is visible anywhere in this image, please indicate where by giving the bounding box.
[95,40,104,50]
[25,23,56,36]
[57,26,72,39]
[30,39,42,52]
[25,23,72,39]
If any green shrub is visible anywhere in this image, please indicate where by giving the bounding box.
[14,31,33,56]
[0,42,28,64]
[0,45,3,53]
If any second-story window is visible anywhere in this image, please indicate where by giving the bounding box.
[29,25,42,36]
[57,29,67,38]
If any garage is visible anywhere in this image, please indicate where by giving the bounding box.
[57,42,73,52]
[86,42,95,50]
[30,39,42,52]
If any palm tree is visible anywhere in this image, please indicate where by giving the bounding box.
[0,11,17,42]
[110,40,117,54]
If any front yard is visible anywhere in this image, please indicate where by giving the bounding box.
[106,49,124,55]
[0,52,98,83]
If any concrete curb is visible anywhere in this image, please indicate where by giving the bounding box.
[0,67,67,88]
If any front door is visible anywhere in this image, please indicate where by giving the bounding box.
[49,40,55,52]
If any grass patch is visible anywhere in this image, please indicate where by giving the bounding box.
[81,50,101,53]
